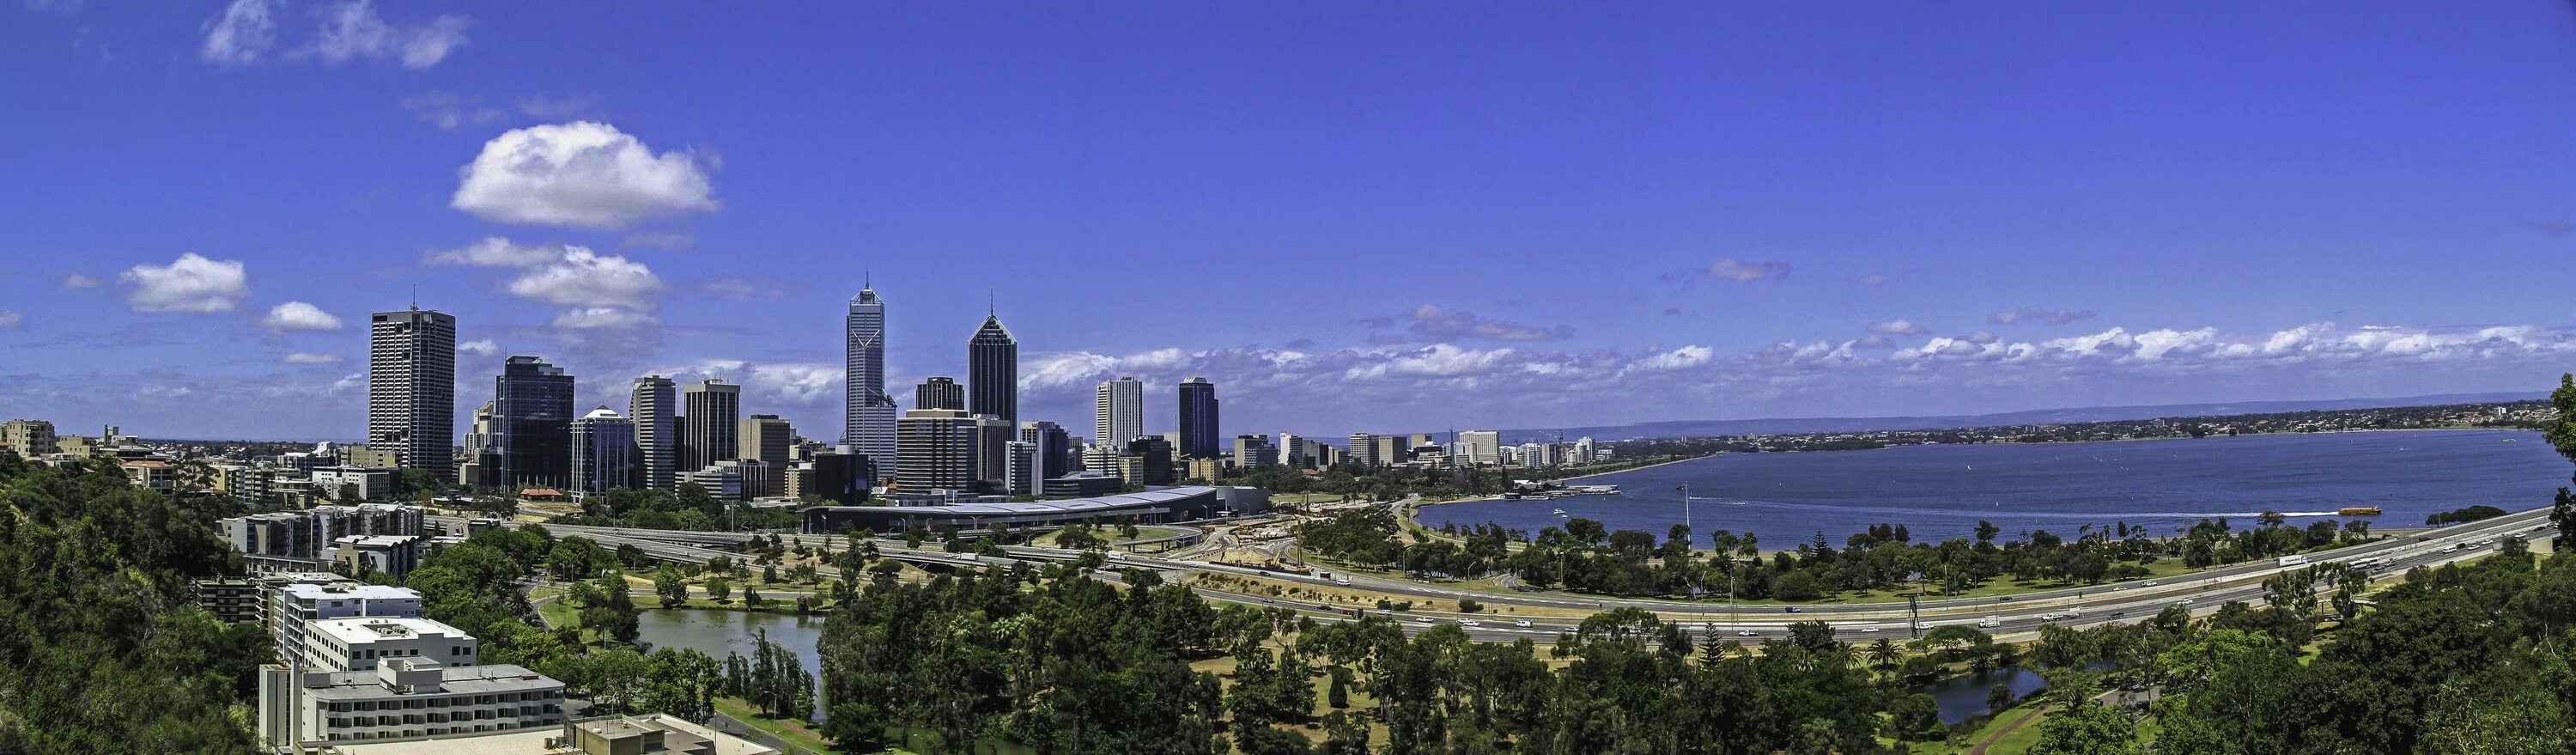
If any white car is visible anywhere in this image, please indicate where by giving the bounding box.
[1461,619,1482,628]
[951,552,979,562]
[1736,629,1758,637]
[1859,626,1880,633]
[2038,612,2065,621]
[2177,599,2194,606]
[1414,615,1432,624]
[1914,622,1935,630]
[1514,619,1533,628]
[2142,581,2160,588]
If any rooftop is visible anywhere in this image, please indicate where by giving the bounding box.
[282,582,422,601]
[300,663,556,702]
[808,486,1217,517]
[310,616,468,644]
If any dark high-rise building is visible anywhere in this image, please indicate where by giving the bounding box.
[570,407,635,496]
[968,313,1018,423]
[896,408,979,492]
[914,377,964,411]
[1019,420,1072,480]
[491,356,574,488]
[680,380,741,473]
[1125,436,1176,486]
[738,414,793,498]
[629,375,677,490]
[1177,376,1220,460]
[368,307,456,478]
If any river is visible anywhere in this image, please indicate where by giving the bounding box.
[638,608,829,722]
[1425,429,2560,542]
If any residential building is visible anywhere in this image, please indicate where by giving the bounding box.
[368,307,457,478]
[1094,377,1143,448]
[896,409,979,492]
[491,356,574,490]
[1571,436,1596,465]
[270,581,425,669]
[737,414,793,497]
[969,312,1018,423]
[1177,377,1219,460]
[914,376,964,411]
[334,534,424,578]
[294,616,478,673]
[121,458,177,492]
[629,375,678,490]
[844,284,898,472]
[223,504,425,572]
[1,418,58,458]
[313,466,396,501]
[569,715,782,755]
[679,380,740,474]
[1459,430,1501,466]
[342,446,400,469]
[257,660,564,750]
[194,578,269,624]
[570,407,637,496]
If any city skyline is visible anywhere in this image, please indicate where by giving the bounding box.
[8,3,2576,441]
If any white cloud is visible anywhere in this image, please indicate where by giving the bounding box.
[1701,259,1792,282]
[1393,304,1573,342]
[457,339,500,356]
[263,301,344,332]
[331,373,363,392]
[648,359,843,406]
[550,307,658,329]
[118,253,250,314]
[401,91,503,131]
[451,121,718,229]
[1866,319,1929,336]
[307,0,468,70]
[1990,307,2098,326]
[503,247,663,311]
[0,311,21,330]
[283,352,343,364]
[425,236,566,267]
[199,0,279,66]
[1346,344,1516,380]
[56,273,100,289]
[1637,345,1714,371]
[1855,273,1888,286]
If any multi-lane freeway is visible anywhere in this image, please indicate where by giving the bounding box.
[437,504,2558,644]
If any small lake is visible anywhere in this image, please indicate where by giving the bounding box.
[638,609,829,722]
[1428,429,2560,543]
[1914,667,2049,725]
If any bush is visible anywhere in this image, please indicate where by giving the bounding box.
[1457,599,1483,613]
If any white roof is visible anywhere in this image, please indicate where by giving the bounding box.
[309,616,471,645]
[280,582,422,601]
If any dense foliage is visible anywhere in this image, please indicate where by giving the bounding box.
[554,481,801,531]
[0,454,269,753]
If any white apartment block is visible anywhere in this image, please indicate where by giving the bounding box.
[295,616,477,672]
[271,581,424,670]
[258,660,565,749]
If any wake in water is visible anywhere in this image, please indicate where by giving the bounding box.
[1669,497,2348,521]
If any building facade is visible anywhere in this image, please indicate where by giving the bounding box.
[570,407,636,496]
[914,377,965,411]
[1459,430,1501,466]
[680,380,741,474]
[491,356,574,490]
[368,307,457,478]
[896,408,979,492]
[969,314,1018,423]
[0,418,58,459]
[1020,421,1072,481]
[258,661,564,750]
[629,375,677,491]
[1094,376,1144,448]
[1176,377,1219,460]
[844,285,898,472]
[738,414,793,498]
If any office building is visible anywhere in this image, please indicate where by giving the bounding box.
[291,616,478,673]
[367,307,457,478]
[1020,421,1072,480]
[1176,377,1219,460]
[1004,441,1039,496]
[488,356,574,489]
[896,408,980,492]
[1,418,58,459]
[629,375,677,490]
[844,284,898,473]
[1125,436,1176,486]
[312,466,395,502]
[1347,433,1379,466]
[1231,435,1275,469]
[969,312,1018,423]
[1459,430,1501,466]
[570,407,636,496]
[258,660,564,750]
[680,380,740,473]
[738,414,793,497]
[1376,435,1408,466]
[677,466,743,500]
[914,376,964,411]
[1571,436,1596,465]
[1276,433,1308,469]
[1094,377,1143,448]
[793,447,874,506]
[333,534,424,578]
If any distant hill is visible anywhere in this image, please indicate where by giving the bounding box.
[1501,392,2545,444]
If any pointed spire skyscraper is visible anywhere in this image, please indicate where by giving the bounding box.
[845,283,896,476]
[969,308,1018,423]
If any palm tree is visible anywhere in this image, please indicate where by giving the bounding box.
[1867,638,1900,673]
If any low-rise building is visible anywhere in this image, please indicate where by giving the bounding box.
[272,581,424,668]
[222,503,424,572]
[121,458,178,492]
[0,418,58,458]
[313,466,398,502]
[296,616,477,672]
[335,533,425,578]
[193,578,269,624]
[258,660,565,750]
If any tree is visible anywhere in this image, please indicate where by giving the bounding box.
[706,577,732,604]
[654,569,689,606]
[825,702,888,753]
[744,585,767,609]
[1988,683,2015,715]
[2029,701,2137,755]
[1234,726,1315,755]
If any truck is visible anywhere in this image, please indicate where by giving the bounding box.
[2278,555,2310,568]
[1978,615,2002,628]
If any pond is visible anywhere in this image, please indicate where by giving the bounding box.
[637,608,829,722]
[1911,667,2050,725]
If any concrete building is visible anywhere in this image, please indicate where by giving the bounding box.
[271,581,425,670]
[1,418,58,459]
[969,313,1018,423]
[1517,441,1557,466]
[1571,436,1596,465]
[121,458,177,493]
[294,616,478,673]
[680,380,741,474]
[1176,377,1219,460]
[368,307,457,478]
[1005,441,1040,496]
[568,715,781,755]
[1231,435,1276,469]
[459,400,498,488]
[1183,457,1223,482]
[224,504,425,572]
[677,466,743,500]
[571,407,637,496]
[1020,421,1072,481]
[629,375,678,491]
[342,446,401,469]
[788,448,873,506]
[1094,377,1144,448]
[1276,433,1307,470]
[1376,435,1408,466]
[1125,435,1176,486]
[492,356,575,490]
[1347,433,1379,466]
[914,376,965,411]
[737,414,793,498]
[1042,472,1123,498]
[844,284,898,473]
[334,534,425,578]
[1459,430,1501,466]
[194,578,270,624]
[896,408,979,492]
[313,466,397,502]
[258,660,564,750]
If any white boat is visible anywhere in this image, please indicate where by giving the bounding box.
[1567,484,1621,495]
[1551,508,1567,514]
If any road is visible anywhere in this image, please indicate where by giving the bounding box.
[437,506,2558,644]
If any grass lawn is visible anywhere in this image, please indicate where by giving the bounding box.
[712,696,881,753]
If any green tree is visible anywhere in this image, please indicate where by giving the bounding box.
[2030,701,2137,755]
[654,569,689,606]
[706,576,732,604]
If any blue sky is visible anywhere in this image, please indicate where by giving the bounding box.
[4,2,2575,441]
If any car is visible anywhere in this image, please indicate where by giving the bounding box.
[2038,612,2064,621]
[951,552,979,562]
[1914,622,1934,630]
[1736,629,1758,637]
[1859,626,1880,633]
[1414,615,1432,624]
[2142,581,2160,588]
[1376,609,1394,616]
[1783,606,1801,613]
[1461,619,1481,628]
[1515,619,1533,628]
[2110,612,2126,618]
[2178,599,2194,606]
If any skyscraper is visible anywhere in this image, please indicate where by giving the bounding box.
[914,377,964,411]
[491,356,574,489]
[570,407,635,496]
[1176,376,1219,460]
[367,307,456,478]
[738,414,793,497]
[968,313,1018,423]
[1459,430,1501,466]
[844,284,897,474]
[896,408,979,492]
[681,380,741,473]
[1095,376,1143,448]
[1020,420,1072,480]
[629,375,677,490]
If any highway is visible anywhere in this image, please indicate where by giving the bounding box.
[437,505,2559,644]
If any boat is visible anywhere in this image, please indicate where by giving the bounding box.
[1567,484,1621,495]
[2337,506,2382,516]
[1551,508,1567,515]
